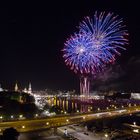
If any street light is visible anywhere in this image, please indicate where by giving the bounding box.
[77,110,79,113]
[11,115,14,119]
[46,122,49,125]
[19,114,23,118]
[105,133,108,138]
[88,109,90,112]
[133,122,136,125]
[22,125,25,129]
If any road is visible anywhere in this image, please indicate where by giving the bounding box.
[0,105,140,133]
[58,125,110,140]
[19,129,65,140]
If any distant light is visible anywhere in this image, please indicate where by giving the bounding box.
[46,122,49,125]
[64,111,67,114]
[0,116,3,119]
[19,115,23,118]
[35,114,38,117]
[80,95,85,98]
[77,110,79,113]
[105,133,108,137]
[133,129,139,133]
[11,115,14,119]
[66,119,69,122]
[106,107,109,110]
[133,122,136,125]
[122,105,124,108]
[98,108,100,111]
[22,125,25,129]
[83,116,86,119]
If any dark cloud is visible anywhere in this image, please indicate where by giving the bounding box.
[91,56,140,92]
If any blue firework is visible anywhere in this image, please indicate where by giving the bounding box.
[63,12,128,74]
[63,33,105,74]
[79,12,128,61]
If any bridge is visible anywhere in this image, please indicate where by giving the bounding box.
[0,105,140,133]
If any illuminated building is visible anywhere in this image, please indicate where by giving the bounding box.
[0,84,3,92]
[14,82,18,92]
[131,93,140,99]
[28,83,32,94]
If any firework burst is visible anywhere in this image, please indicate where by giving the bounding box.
[63,11,128,75]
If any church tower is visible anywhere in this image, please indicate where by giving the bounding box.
[15,82,18,92]
[28,83,32,94]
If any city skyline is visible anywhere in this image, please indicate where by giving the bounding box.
[0,2,140,140]
[0,1,139,91]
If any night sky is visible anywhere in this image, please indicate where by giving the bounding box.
[0,1,140,91]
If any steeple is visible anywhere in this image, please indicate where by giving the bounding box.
[15,82,18,92]
[28,83,32,94]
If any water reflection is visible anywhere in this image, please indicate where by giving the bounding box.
[42,96,140,114]
[45,96,93,113]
